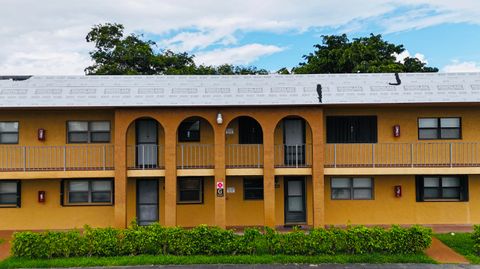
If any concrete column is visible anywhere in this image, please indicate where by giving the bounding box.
[214,121,226,228]
[164,125,177,227]
[114,109,128,228]
[263,123,276,228]
[310,109,325,227]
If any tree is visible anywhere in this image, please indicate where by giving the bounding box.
[85,23,268,75]
[292,34,438,74]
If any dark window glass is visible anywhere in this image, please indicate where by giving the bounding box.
[418,118,461,139]
[331,178,373,200]
[238,117,263,144]
[326,116,377,143]
[244,178,263,200]
[66,180,112,204]
[67,121,111,143]
[0,181,19,206]
[178,120,200,142]
[178,178,203,203]
[416,176,467,201]
[0,122,19,144]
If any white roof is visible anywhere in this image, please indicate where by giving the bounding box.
[0,73,479,108]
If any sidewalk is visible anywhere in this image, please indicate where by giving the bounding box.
[0,231,13,261]
[425,237,469,264]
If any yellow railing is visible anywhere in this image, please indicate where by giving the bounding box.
[274,144,313,168]
[177,144,214,169]
[325,143,480,168]
[127,145,165,169]
[0,145,114,171]
[226,144,263,168]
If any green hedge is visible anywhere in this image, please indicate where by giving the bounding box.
[11,224,432,259]
[472,225,480,254]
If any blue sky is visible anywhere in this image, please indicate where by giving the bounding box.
[0,0,479,74]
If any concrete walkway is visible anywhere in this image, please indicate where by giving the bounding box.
[0,231,12,261]
[425,238,470,264]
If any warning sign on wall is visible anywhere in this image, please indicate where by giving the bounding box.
[216,181,224,197]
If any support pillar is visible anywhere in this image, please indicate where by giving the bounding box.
[164,126,177,227]
[214,122,226,228]
[263,123,276,228]
[310,109,325,227]
[114,109,128,228]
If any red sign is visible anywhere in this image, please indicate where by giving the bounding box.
[217,182,224,189]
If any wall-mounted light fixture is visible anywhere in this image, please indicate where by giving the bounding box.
[216,112,223,125]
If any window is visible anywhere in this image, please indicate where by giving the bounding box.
[0,181,20,207]
[0,122,19,144]
[331,177,373,200]
[327,116,377,143]
[238,117,263,144]
[178,120,200,142]
[244,177,263,200]
[416,176,468,201]
[178,178,203,203]
[64,179,113,205]
[67,121,111,143]
[418,117,461,139]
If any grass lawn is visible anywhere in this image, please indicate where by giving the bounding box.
[435,233,480,264]
[0,254,435,268]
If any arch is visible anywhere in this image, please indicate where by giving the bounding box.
[176,116,215,169]
[274,115,313,168]
[126,116,165,169]
[225,116,264,168]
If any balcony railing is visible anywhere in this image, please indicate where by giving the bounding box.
[226,144,263,168]
[0,145,114,171]
[325,143,480,168]
[274,144,312,168]
[177,144,214,169]
[127,145,165,169]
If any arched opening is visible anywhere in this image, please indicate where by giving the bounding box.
[274,116,313,168]
[126,117,164,169]
[176,116,215,169]
[225,116,264,168]
[125,117,165,227]
[176,116,216,227]
[274,115,313,225]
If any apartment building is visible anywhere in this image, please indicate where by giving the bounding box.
[0,73,479,230]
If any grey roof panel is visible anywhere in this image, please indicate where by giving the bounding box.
[0,73,480,108]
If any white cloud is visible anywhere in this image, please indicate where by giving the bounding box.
[443,61,480,73]
[394,50,428,64]
[0,0,479,74]
[195,44,284,66]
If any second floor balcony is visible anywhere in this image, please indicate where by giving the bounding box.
[325,142,480,168]
[0,145,114,171]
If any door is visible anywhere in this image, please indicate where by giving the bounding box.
[284,177,306,224]
[136,179,159,226]
[283,119,305,166]
[136,119,158,168]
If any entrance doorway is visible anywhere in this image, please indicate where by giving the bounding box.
[284,176,306,224]
[136,179,159,226]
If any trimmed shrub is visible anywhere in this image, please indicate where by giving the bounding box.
[10,224,432,258]
[471,225,480,254]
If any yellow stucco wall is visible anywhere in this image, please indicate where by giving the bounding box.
[0,179,114,230]
[0,109,114,146]
[225,176,264,227]
[325,175,480,225]
[176,176,215,227]
[324,105,480,143]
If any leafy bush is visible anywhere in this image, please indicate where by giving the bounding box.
[10,224,432,258]
[471,225,480,254]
